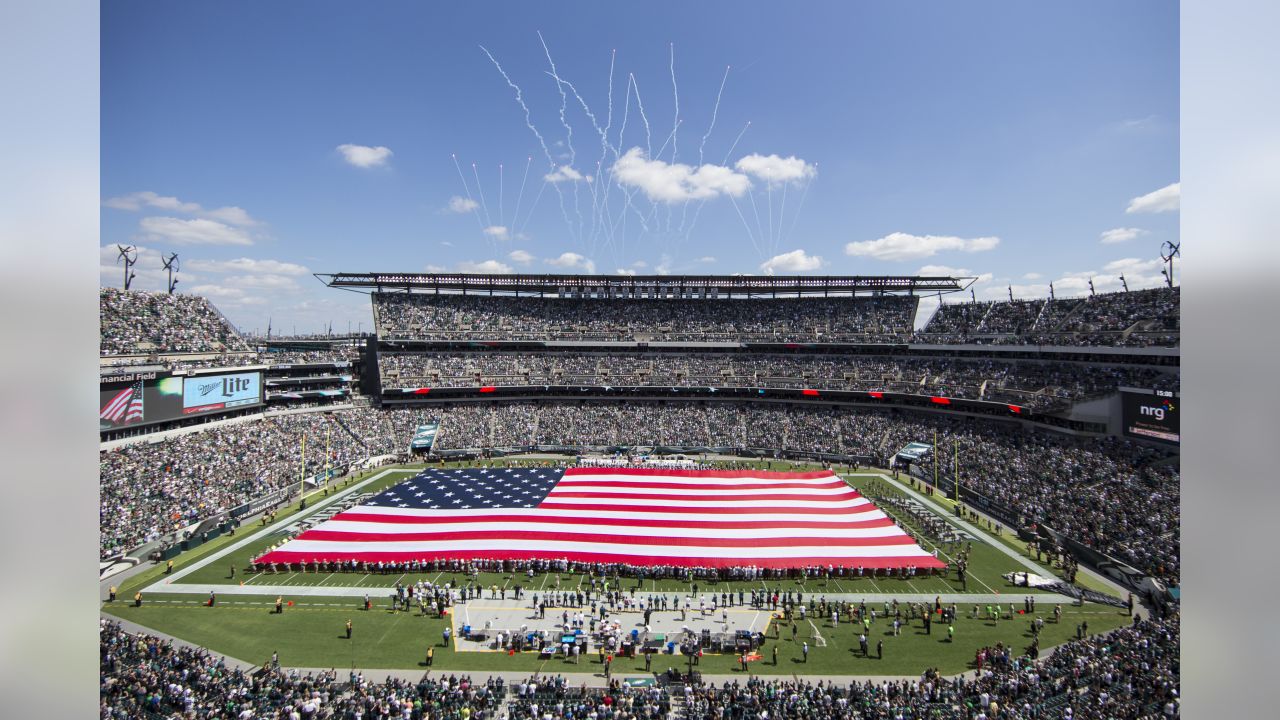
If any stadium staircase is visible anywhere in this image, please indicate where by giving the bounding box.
[1046,297,1090,332]
[667,693,687,719]
[333,414,370,451]
[974,302,997,333]
[1030,300,1052,331]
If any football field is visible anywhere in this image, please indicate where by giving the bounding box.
[102,460,1132,675]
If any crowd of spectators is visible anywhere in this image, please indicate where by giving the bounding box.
[373,293,918,343]
[99,614,1179,719]
[101,288,250,356]
[918,287,1180,347]
[99,407,432,558]
[380,352,1176,411]
[878,414,1180,583]
[101,348,360,370]
[679,616,1178,719]
[100,618,509,718]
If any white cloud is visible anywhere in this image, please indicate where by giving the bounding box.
[545,252,597,274]
[424,264,447,273]
[336,143,393,168]
[1102,257,1164,275]
[615,268,638,276]
[918,264,993,284]
[631,260,649,269]
[508,249,534,265]
[986,257,1172,300]
[455,259,514,274]
[845,232,1000,261]
[759,249,825,274]
[185,258,310,275]
[544,165,587,183]
[610,147,751,203]
[1100,227,1149,244]
[1022,272,1042,280]
[734,153,817,186]
[138,216,254,246]
[483,225,509,240]
[103,191,259,226]
[695,256,716,263]
[918,264,967,276]
[225,273,300,290]
[448,196,479,213]
[1125,182,1179,214]
[187,284,255,302]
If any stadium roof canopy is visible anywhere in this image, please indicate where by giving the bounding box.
[315,272,974,298]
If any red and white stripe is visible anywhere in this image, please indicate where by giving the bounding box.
[257,468,945,570]
[100,387,132,422]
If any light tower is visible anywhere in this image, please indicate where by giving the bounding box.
[1160,240,1180,288]
[161,252,179,294]
[116,245,137,290]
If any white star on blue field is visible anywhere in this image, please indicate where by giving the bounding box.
[366,468,564,510]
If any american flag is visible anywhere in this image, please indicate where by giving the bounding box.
[256,467,945,570]
[100,380,145,425]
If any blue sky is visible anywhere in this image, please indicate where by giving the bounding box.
[100,1,1179,333]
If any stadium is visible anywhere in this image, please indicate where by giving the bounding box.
[99,272,1179,718]
[88,3,1186,718]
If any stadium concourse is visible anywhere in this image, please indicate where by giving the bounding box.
[100,276,1179,716]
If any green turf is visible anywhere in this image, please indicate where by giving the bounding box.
[102,594,1130,675]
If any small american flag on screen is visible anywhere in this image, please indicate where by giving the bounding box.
[257,467,945,570]
[100,380,145,425]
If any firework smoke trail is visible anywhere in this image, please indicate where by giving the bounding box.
[668,42,679,163]
[727,192,764,260]
[782,167,816,249]
[766,184,774,256]
[479,45,553,164]
[472,162,495,232]
[698,65,730,167]
[536,31,585,243]
[746,181,768,260]
[517,171,550,237]
[498,163,504,227]
[683,120,752,243]
[550,70,614,257]
[451,153,489,236]
[776,179,789,258]
[630,74,652,158]
[511,156,532,237]
[537,31,576,168]
[594,49,618,260]
[479,44,573,235]
[723,120,751,164]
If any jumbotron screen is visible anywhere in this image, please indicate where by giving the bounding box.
[99,370,263,431]
[1120,388,1179,444]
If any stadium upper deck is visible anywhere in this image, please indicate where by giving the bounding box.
[323,272,961,343]
[918,286,1179,348]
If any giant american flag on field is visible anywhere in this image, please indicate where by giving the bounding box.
[256,467,946,570]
